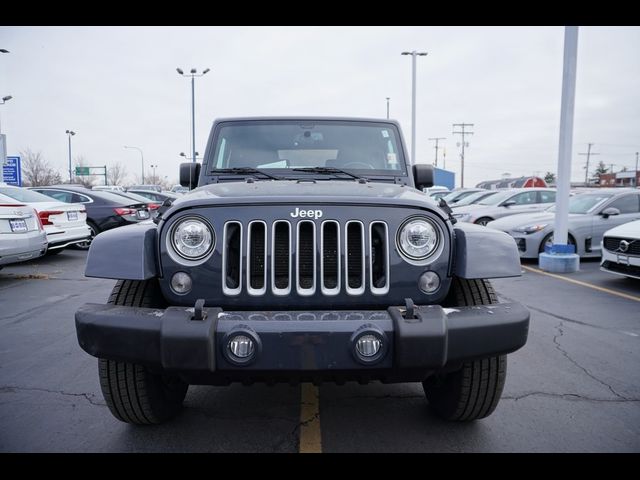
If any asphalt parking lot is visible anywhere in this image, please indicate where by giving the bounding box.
[0,250,638,452]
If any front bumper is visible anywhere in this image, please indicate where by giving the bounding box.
[75,302,529,381]
[601,248,640,279]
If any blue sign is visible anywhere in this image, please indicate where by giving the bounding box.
[2,156,22,186]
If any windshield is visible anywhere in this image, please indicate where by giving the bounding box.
[547,193,613,214]
[477,190,516,205]
[0,187,56,203]
[210,121,407,177]
[455,190,497,206]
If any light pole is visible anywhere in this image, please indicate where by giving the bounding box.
[150,164,158,184]
[124,146,144,183]
[180,151,199,162]
[0,95,12,134]
[177,67,210,164]
[65,130,76,182]
[401,51,427,165]
[386,97,390,119]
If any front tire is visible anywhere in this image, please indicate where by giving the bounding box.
[98,279,188,425]
[422,277,507,421]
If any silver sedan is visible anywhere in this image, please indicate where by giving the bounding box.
[486,189,640,258]
[452,188,557,226]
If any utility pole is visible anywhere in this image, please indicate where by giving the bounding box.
[635,152,639,187]
[386,97,390,119]
[452,123,474,187]
[578,143,599,186]
[428,137,446,167]
[442,148,446,170]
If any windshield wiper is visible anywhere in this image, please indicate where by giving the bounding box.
[212,168,282,180]
[292,167,366,181]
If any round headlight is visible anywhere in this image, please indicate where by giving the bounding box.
[171,217,214,260]
[397,218,439,260]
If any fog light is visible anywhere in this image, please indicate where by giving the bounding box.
[418,271,440,294]
[171,272,192,294]
[228,335,255,359]
[356,334,382,357]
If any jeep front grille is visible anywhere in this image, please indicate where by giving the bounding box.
[222,219,389,296]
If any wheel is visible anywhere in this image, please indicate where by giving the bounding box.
[474,217,493,226]
[46,248,64,255]
[422,277,507,421]
[73,221,99,250]
[98,279,188,425]
[539,232,576,254]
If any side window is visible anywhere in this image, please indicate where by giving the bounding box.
[539,191,556,203]
[607,194,640,214]
[71,193,91,203]
[41,189,73,203]
[511,191,537,205]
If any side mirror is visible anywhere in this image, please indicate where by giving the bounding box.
[601,207,620,219]
[502,200,516,207]
[180,162,201,189]
[413,164,434,190]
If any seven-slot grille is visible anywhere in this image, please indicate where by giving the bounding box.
[222,220,389,296]
[603,237,640,256]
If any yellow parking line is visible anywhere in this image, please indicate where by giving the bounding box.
[521,265,640,302]
[299,383,322,453]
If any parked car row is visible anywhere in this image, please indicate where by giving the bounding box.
[0,183,157,268]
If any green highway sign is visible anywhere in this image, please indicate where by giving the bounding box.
[75,166,90,175]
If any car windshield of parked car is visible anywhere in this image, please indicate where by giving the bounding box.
[546,193,613,214]
[0,187,56,203]
[455,191,497,207]
[476,190,515,206]
[210,121,407,176]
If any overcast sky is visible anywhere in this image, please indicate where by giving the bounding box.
[0,26,638,187]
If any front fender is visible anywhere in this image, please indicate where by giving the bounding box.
[453,223,521,279]
[85,222,158,280]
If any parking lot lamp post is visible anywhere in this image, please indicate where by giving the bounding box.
[177,68,210,164]
[65,130,76,182]
[124,146,144,183]
[401,51,427,164]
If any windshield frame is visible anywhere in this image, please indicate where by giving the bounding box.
[546,193,614,214]
[204,119,411,184]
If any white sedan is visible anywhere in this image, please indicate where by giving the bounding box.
[600,219,640,280]
[0,186,90,254]
[0,199,48,267]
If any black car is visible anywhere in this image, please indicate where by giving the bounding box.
[30,185,151,249]
[105,190,163,217]
[75,117,529,426]
[127,189,180,204]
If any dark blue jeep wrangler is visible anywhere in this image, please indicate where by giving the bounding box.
[75,117,529,424]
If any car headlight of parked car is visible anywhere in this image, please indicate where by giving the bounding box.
[170,216,215,260]
[513,224,548,234]
[397,217,439,261]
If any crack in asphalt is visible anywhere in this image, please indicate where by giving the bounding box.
[498,293,606,331]
[503,391,640,403]
[0,385,106,407]
[552,321,631,401]
[271,411,320,453]
[0,293,82,325]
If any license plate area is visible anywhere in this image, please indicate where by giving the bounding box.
[137,210,150,220]
[67,211,79,221]
[9,219,28,232]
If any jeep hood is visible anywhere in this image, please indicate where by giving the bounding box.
[170,180,438,209]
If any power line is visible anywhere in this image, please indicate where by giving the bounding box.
[452,123,474,188]
[578,143,599,185]
[428,137,446,167]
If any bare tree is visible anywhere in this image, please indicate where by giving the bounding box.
[107,162,128,186]
[20,149,62,186]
